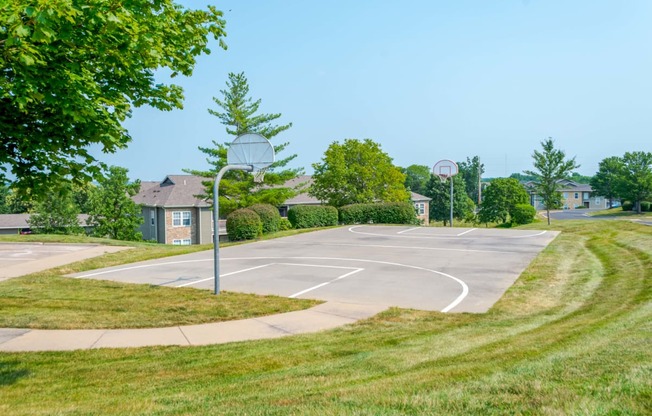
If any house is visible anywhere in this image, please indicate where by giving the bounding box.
[277,175,432,224]
[526,179,608,210]
[132,175,214,245]
[0,214,92,235]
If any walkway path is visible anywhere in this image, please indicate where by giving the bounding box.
[0,301,386,352]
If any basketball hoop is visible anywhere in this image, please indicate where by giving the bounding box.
[433,159,459,228]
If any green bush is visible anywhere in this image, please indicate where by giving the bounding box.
[622,201,634,211]
[640,201,651,212]
[279,217,293,231]
[339,202,417,225]
[288,205,338,229]
[249,204,281,234]
[511,203,536,225]
[226,208,262,241]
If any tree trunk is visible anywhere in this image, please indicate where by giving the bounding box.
[546,208,551,225]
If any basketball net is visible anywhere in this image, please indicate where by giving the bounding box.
[253,168,267,184]
[438,174,449,184]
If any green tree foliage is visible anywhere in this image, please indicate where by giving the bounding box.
[478,178,529,225]
[0,184,10,214]
[1,1,227,192]
[311,139,409,208]
[524,138,580,225]
[511,203,537,225]
[425,175,475,226]
[27,185,83,234]
[401,165,431,195]
[457,156,485,205]
[185,72,300,216]
[88,166,143,241]
[590,156,624,209]
[616,151,652,214]
[569,172,592,184]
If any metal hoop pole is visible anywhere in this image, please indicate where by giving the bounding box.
[213,164,253,295]
[450,176,454,228]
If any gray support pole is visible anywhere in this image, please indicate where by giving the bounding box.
[213,164,253,295]
[449,177,454,228]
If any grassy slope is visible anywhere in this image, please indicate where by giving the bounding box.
[0,220,650,415]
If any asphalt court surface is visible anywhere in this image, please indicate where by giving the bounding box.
[72,226,559,313]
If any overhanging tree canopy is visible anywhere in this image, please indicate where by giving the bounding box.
[1,1,227,191]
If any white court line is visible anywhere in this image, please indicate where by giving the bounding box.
[71,256,469,313]
[0,258,37,261]
[271,240,516,254]
[74,259,212,278]
[456,228,477,236]
[349,225,547,239]
[223,256,468,313]
[289,268,364,298]
[397,227,419,235]
[175,264,273,288]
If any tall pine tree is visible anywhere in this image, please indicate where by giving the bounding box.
[185,72,301,216]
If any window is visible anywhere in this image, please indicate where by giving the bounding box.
[172,239,192,245]
[574,192,579,199]
[595,197,601,206]
[172,211,191,227]
[150,211,155,226]
[563,192,568,198]
[414,202,425,215]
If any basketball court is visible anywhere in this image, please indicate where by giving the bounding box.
[72,225,558,313]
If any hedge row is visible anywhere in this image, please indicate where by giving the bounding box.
[622,201,651,212]
[226,202,420,241]
[287,205,338,229]
[339,202,418,225]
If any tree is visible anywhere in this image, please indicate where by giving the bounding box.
[185,72,300,216]
[88,166,143,241]
[590,156,624,209]
[311,139,410,208]
[524,138,580,225]
[616,151,652,214]
[28,184,83,235]
[402,165,431,195]
[477,178,529,225]
[1,1,227,192]
[424,174,475,226]
[457,156,485,205]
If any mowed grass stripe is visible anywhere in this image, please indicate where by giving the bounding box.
[0,221,650,415]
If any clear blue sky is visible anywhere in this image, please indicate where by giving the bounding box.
[101,0,652,181]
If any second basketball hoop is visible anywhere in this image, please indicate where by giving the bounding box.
[433,159,458,228]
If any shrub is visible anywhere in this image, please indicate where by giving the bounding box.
[279,217,293,231]
[511,203,536,225]
[288,205,338,229]
[641,201,651,212]
[249,204,281,234]
[226,208,262,241]
[339,202,417,225]
[622,201,634,211]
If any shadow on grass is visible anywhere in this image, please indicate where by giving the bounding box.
[0,361,30,386]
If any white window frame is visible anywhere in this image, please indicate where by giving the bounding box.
[172,239,192,245]
[172,211,191,227]
[414,202,425,216]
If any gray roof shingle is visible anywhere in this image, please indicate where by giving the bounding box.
[132,175,210,208]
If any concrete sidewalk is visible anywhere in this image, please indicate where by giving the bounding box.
[0,301,387,352]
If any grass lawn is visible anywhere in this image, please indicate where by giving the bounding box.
[0,235,320,329]
[589,207,652,217]
[1,220,650,414]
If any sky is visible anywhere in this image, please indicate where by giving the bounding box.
[100,0,652,181]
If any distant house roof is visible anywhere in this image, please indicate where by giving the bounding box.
[411,192,431,202]
[0,214,91,229]
[132,175,210,208]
